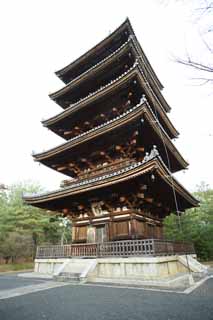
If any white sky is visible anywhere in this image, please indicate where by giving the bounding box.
[0,0,212,192]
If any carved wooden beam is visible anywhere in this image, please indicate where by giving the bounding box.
[83,121,92,131]
[125,199,134,209]
[157,202,162,207]
[77,204,85,210]
[63,130,73,136]
[68,163,81,175]
[139,185,148,191]
[115,145,126,157]
[115,145,122,151]
[124,145,135,158]
[80,158,87,163]
[87,160,96,170]
[136,147,145,153]
[129,194,138,207]
[133,130,139,137]
[112,107,118,114]
[109,107,120,118]
[145,197,154,203]
[130,139,137,145]
[119,196,126,203]
[90,150,102,159]
[99,151,112,162]
[57,166,68,171]
[84,121,90,127]
[119,196,134,209]
[104,202,114,213]
[100,113,107,120]
[62,208,70,215]
[68,162,75,168]
[137,193,145,199]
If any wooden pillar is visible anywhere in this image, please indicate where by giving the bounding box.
[108,219,113,241]
[130,214,137,239]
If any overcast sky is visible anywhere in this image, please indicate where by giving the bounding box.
[0,0,212,192]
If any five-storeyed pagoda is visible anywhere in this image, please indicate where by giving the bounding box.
[24,18,198,245]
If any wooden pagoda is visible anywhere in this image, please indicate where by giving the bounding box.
[24,18,198,248]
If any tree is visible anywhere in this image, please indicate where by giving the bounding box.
[44,216,72,245]
[0,181,72,263]
[0,232,33,264]
[164,182,213,260]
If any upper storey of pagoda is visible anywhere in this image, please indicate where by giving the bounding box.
[33,97,188,178]
[50,19,170,114]
[47,60,178,140]
[55,18,163,90]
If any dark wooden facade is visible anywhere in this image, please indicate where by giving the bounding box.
[24,18,198,244]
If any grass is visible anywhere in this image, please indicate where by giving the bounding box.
[202,261,213,267]
[0,262,34,272]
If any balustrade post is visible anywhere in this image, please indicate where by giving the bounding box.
[152,239,155,256]
[36,246,39,258]
[97,243,100,257]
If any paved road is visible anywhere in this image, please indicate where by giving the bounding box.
[0,275,212,320]
[0,275,46,291]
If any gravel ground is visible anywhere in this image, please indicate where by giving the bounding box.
[0,276,212,320]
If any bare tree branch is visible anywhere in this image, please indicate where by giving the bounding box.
[175,57,213,74]
[174,1,213,85]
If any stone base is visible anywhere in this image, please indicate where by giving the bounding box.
[34,255,205,283]
[88,273,192,288]
[32,255,210,289]
[34,258,66,274]
[87,256,188,280]
[34,258,94,275]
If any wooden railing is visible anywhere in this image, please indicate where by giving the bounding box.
[60,158,136,188]
[36,239,195,259]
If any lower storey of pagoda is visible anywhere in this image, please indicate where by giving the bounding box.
[66,179,166,244]
[24,155,198,247]
[72,208,163,244]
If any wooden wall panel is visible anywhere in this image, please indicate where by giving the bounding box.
[146,223,155,238]
[116,221,129,235]
[155,225,163,239]
[135,220,146,236]
[75,226,87,242]
[112,221,129,239]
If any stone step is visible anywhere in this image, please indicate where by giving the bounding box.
[178,255,208,273]
[54,272,81,283]
[60,272,80,278]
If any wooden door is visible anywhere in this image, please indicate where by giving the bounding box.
[96,225,107,243]
[147,223,155,238]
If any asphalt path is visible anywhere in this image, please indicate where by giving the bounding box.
[0,275,212,320]
[0,274,46,291]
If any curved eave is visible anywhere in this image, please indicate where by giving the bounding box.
[55,19,129,78]
[144,104,188,169]
[44,64,179,139]
[50,36,170,113]
[55,18,163,91]
[23,157,198,209]
[49,37,133,101]
[126,18,164,91]
[36,100,147,160]
[34,101,188,171]
[46,62,137,125]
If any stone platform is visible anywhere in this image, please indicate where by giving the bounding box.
[33,255,208,288]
